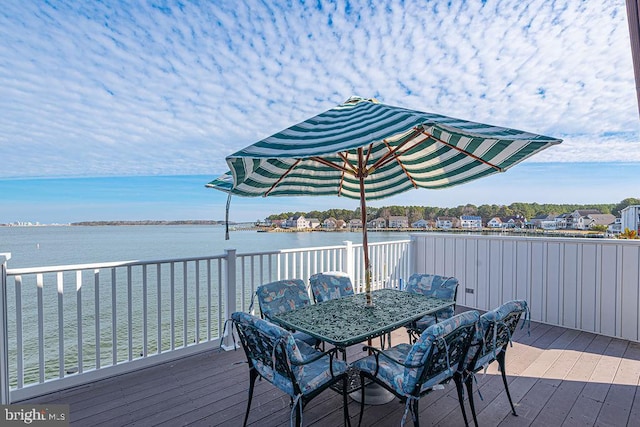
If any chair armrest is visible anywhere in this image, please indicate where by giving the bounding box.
[290,346,339,366]
[361,345,409,368]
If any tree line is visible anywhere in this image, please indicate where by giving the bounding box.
[265,198,640,224]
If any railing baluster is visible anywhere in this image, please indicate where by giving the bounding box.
[94,269,100,369]
[15,275,23,390]
[170,262,175,351]
[142,265,148,358]
[37,273,44,383]
[240,257,246,311]
[111,268,117,366]
[217,258,223,333]
[195,260,200,343]
[207,259,212,341]
[156,264,162,355]
[76,270,83,374]
[57,272,64,378]
[0,256,10,404]
[183,261,188,347]
[127,266,132,361]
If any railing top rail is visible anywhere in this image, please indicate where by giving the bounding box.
[409,232,639,245]
[5,239,413,276]
[365,239,410,246]
[7,254,228,276]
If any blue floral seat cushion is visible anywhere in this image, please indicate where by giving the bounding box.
[405,274,458,331]
[232,311,347,397]
[464,300,528,371]
[309,272,354,303]
[353,310,479,396]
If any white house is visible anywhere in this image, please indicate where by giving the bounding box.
[348,219,362,229]
[323,217,337,229]
[286,215,309,229]
[487,217,503,228]
[388,215,409,228]
[554,214,569,229]
[411,219,430,228]
[436,217,456,229]
[459,215,482,229]
[368,217,386,228]
[307,218,321,229]
[531,214,557,230]
[502,215,526,229]
[621,205,640,233]
[583,214,616,230]
[608,217,623,234]
[567,209,601,229]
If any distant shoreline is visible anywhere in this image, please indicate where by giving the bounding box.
[71,220,226,226]
[0,220,228,227]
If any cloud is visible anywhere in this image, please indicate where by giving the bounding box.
[0,0,638,179]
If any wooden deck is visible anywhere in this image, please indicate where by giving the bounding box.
[19,311,640,426]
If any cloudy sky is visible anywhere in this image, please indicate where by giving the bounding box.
[1,1,639,223]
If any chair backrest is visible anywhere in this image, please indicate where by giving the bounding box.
[231,311,305,396]
[403,310,479,394]
[309,272,354,303]
[255,278,311,320]
[405,273,459,302]
[466,300,528,372]
[405,274,459,320]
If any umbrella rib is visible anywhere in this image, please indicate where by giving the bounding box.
[367,128,425,174]
[310,155,356,175]
[362,144,374,176]
[382,139,418,189]
[264,159,302,196]
[421,130,504,172]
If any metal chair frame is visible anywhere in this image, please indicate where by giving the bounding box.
[232,312,350,427]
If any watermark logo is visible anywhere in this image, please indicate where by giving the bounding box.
[2,405,69,426]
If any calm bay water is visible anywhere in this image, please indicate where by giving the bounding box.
[0,225,411,268]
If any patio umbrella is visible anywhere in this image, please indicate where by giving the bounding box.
[208,96,562,305]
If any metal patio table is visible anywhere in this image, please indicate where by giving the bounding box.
[271,288,454,400]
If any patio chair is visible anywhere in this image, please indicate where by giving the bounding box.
[309,271,354,303]
[405,273,459,343]
[231,311,350,427]
[462,300,529,427]
[253,278,320,347]
[353,310,480,427]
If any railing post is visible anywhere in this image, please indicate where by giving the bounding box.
[1,253,11,404]
[408,235,417,280]
[222,249,238,351]
[343,241,354,284]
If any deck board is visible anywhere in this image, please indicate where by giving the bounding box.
[18,309,640,426]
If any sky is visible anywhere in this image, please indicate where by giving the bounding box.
[1,1,639,223]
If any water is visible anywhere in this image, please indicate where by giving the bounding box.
[0,225,411,268]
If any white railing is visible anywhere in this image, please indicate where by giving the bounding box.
[411,233,640,342]
[0,240,411,402]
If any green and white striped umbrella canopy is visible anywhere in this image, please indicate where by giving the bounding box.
[220,96,562,200]
[209,96,561,301]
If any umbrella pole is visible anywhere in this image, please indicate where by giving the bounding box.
[357,149,373,307]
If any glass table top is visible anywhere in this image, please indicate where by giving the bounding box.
[271,288,453,347]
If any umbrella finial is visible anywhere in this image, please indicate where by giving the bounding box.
[344,96,380,105]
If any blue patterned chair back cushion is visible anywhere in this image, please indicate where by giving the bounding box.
[466,300,528,371]
[403,310,479,394]
[256,279,311,320]
[231,311,306,395]
[309,272,354,303]
[405,273,459,320]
